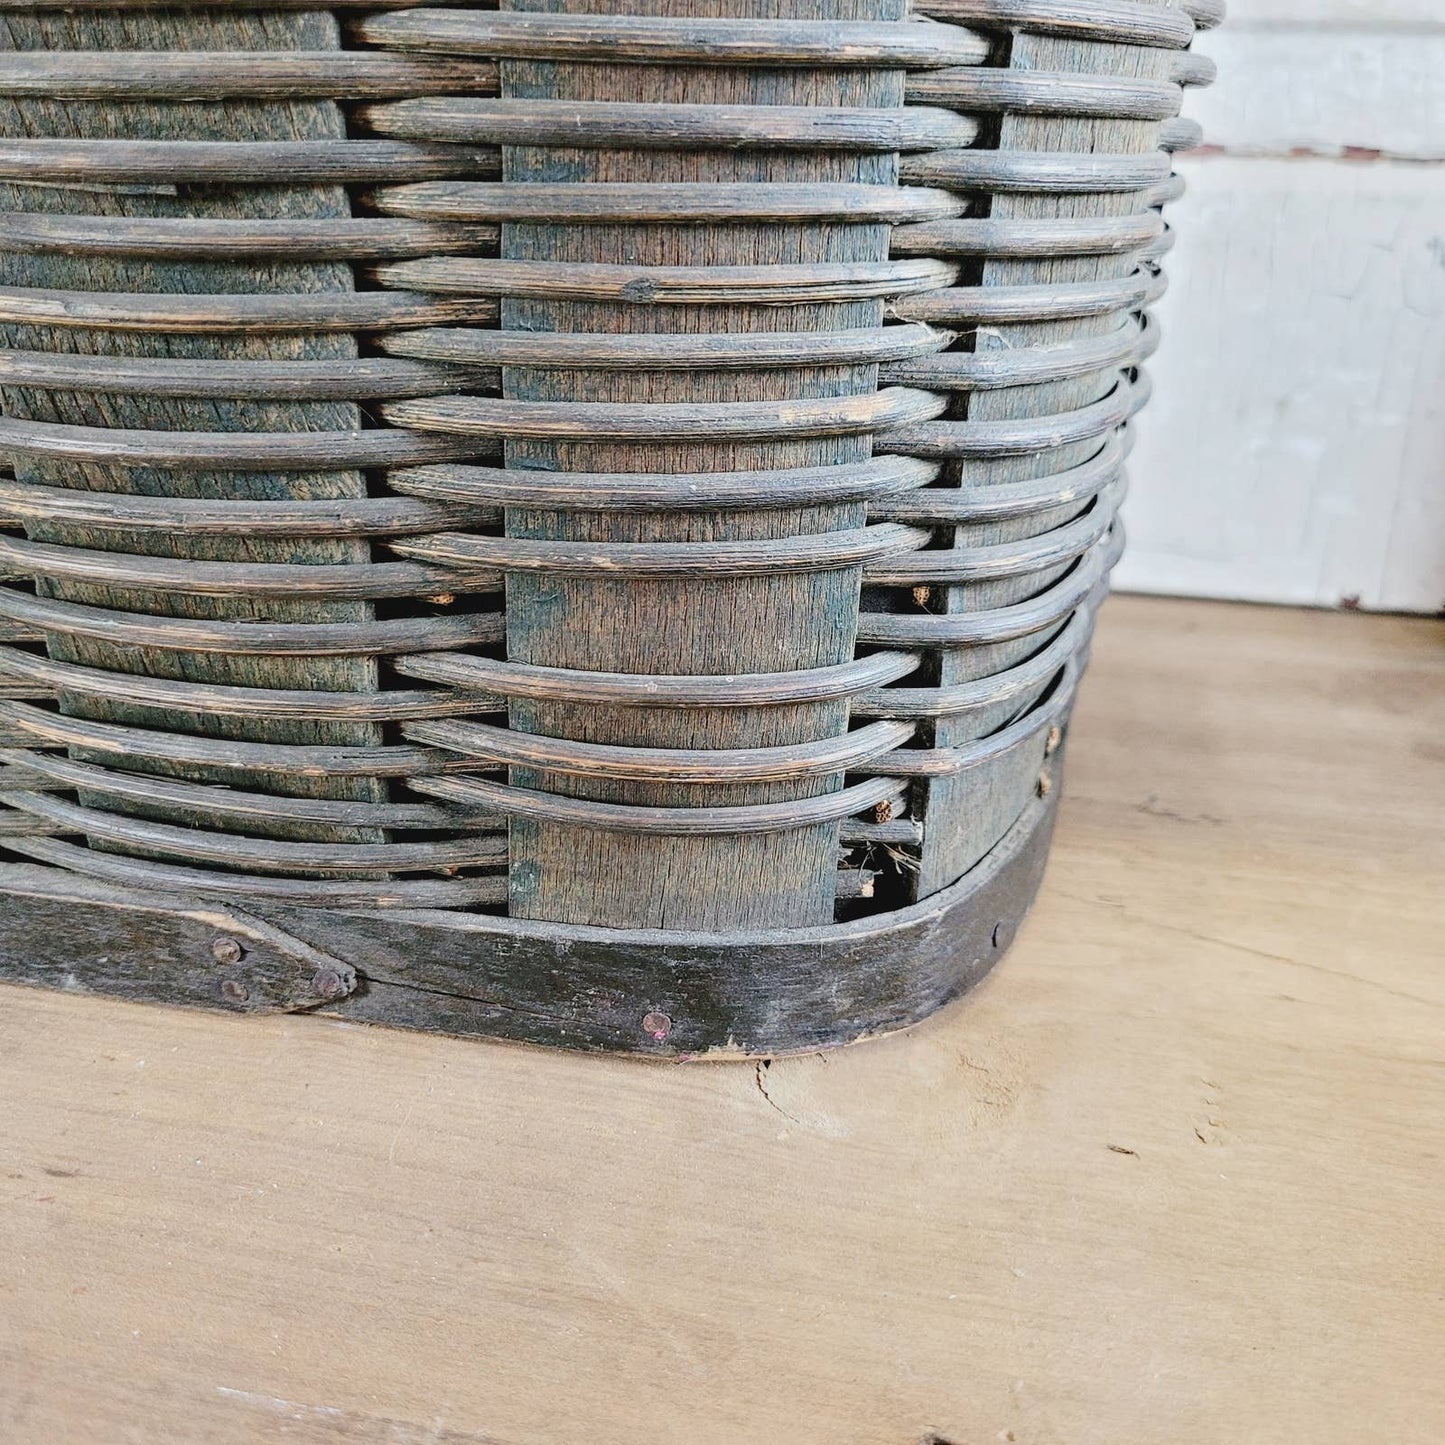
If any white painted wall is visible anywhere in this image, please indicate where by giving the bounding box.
[1114,0,1445,612]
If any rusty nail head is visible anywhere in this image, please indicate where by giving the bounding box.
[1045,726,1063,756]
[211,935,244,965]
[642,1011,672,1042]
[310,968,346,1001]
[220,979,250,1005]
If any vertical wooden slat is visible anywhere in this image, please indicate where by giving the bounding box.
[914,5,1179,895]
[499,0,906,929]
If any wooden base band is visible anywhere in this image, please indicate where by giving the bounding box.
[0,756,1064,1056]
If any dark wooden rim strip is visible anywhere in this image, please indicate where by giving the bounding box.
[0,139,500,184]
[0,214,496,260]
[0,351,493,401]
[0,701,452,780]
[0,417,498,469]
[2,790,508,875]
[388,455,940,511]
[0,478,491,536]
[391,524,931,578]
[865,485,1120,584]
[853,614,1088,718]
[904,68,1182,120]
[379,388,947,441]
[369,256,958,303]
[891,212,1165,259]
[910,0,1195,48]
[392,649,921,707]
[354,12,991,67]
[0,51,499,99]
[0,287,500,332]
[368,179,964,223]
[402,717,916,783]
[901,148,1172,193]
[0,536,499,600]
[361,100,977,155]
[861,661,1080,766]
[881,317,1148,390]
[1160,117,1204,152]
[0,749,499,831]
[4,836,506,909]
[0,647,505,722]
[857,530,1117,645]
[890,269,1158,323]
[879,374,1149,458]
[407,773,910,837]
[869,434,1123,523]
[0,588,502,658]
[381,322,952,370]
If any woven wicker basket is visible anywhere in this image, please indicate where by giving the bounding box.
[0,0,1217,1053]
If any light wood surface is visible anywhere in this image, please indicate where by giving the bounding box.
[2,595,1442,1445]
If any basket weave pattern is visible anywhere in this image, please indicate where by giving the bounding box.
[0,0,1217,934]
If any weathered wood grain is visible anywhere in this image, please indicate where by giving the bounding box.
[355,10,992,66]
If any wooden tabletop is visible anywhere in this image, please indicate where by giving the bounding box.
[2,595,1442,1445]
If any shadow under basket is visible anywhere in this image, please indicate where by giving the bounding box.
[0,0,1219,1056]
